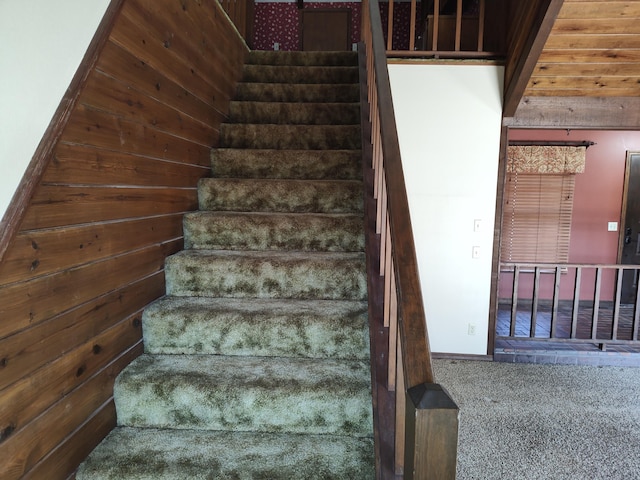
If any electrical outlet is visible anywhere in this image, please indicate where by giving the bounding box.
[468,323,477,336]
[273,42,280,51]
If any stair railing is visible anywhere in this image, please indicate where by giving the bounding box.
[361,0,459,478]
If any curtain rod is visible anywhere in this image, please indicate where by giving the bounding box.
[509,140,596,148]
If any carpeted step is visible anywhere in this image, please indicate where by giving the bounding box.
[76,428,374,480]
[211,149,362,180]
[198,178,363,213]
[246,50,358,66]
[228,101,360,125]
[235,83,360,103]
[142,297,369,359]
[183,211,364,251]
[165,250,367,300]
[114,354,373,436]
[220,123,361,150]
[242,65,359,84]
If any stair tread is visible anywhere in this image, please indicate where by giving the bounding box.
[246,50,358,66]
[211,148,362,180]
[198,177,363,214]
[220,123,361,149]
[143,296,369,358]
[77,428,374,480]
[228,101,360,125]
[183,211,364,252]
[115,354,373,435]
[242,65,359,84]
[165,249,367,300]
[168,248,366,260]
[235,83,359,102]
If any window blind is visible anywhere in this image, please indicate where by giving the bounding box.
[501,172,575,264]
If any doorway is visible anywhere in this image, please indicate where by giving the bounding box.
[300,9,351,51]
[619,151,640,303]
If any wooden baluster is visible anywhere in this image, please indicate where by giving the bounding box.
[477,0,485,52]
[455,0,462,51]
[531,266,541,338]
[433,0,440,51]
[592,267,602,340]
[612,267,623,340]
[383,215,392,326]
[388,259,398,389]
[571,267,582,338]
[510,265,519,337]
[409,0,417,51]
[550,266,561,339]
[387,0,394,50]
[395,334,406,475]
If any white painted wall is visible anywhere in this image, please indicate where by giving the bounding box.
[0,0,111,221]
[389,64,503,355]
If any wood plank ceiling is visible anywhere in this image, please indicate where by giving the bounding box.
[527,0,640,98]
[509,0,640,128]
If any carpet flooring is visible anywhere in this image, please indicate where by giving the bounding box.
[434,358,640,480]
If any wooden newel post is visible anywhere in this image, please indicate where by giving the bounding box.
[404,383,459,480]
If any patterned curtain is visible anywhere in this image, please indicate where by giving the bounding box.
[507,145,586,174]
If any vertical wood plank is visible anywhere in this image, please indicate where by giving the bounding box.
[455,0,463,51]
[510,265,520,336]
[612,267,623,340]
[433,0,440,51]
[409,0,417,51]
[550,266,561,339]
[384,217,392,328]
[387,0,395,50]
[388,260,398,388]
[477,0,485,51]
[571,267,582,339]
[592,267,602,340]
[531,266,541,338]
[394,335,406,475]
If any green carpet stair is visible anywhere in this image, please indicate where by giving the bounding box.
[77,50,374,479]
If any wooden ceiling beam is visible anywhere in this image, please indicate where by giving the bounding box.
[503,0,564,118]
[505,96,640,129]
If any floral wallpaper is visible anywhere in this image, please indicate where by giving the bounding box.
[253,0,417,51]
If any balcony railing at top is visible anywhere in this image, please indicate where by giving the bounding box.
[382,0,507,59]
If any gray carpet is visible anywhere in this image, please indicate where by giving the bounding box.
[433,359,640,480]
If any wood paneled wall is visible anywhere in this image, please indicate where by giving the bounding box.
[0,1,248,478]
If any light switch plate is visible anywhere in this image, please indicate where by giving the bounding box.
[608,222,618,232]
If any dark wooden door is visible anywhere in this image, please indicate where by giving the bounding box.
[619,152,640,303]
[300,9,350,51]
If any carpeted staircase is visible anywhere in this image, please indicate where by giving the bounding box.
[77,51,375,479]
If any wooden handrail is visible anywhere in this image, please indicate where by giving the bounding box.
[362,0,459,478]
[366,0,433,391]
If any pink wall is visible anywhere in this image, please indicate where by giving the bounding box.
[500,129,640,302]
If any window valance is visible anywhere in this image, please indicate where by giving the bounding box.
[507,145,586,174]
